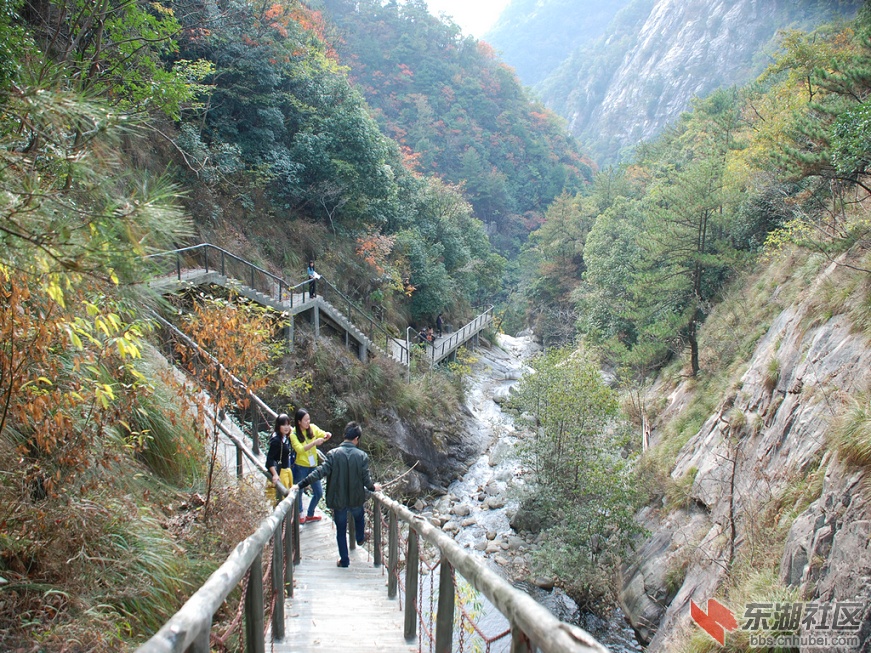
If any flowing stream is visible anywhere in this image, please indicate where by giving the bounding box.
[417,334,642,652]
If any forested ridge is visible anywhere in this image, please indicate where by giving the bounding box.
[317,0,593,253]
[2,0,871,649]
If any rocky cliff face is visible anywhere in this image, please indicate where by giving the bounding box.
[620,258,871,650]
[485,0,632,86]
[534,0,860,164]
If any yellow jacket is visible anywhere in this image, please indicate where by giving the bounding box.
[290,423,329,468]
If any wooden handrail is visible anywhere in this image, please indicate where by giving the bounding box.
[375,493,609,653]
[139,300,608,653]
[136,491,299,653]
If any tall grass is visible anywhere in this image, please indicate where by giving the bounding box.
[131,397,205,486]
[830,394,871,468]
[95,502,192,636]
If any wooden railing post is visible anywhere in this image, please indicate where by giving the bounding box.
[511,626,533,653]
[191,622,210,653]
[435,558,454,653]
[250,406,260,456]
[373,498,382,567]
[236,445,243,479]
[404,529,419,640]
[272,531,285,641]
[244,554,265,653]
[284,507,294,597]
[388,511,398,599]
[293,500,301,565]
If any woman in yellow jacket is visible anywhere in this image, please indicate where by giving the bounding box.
[291,408,333,522]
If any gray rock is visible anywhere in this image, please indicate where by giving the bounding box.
[486,497,506,510]
[492,385,512,404]
[507,536,526,550]
[532,577,555,591]
[510,503,543,533]
[624,275,871,652]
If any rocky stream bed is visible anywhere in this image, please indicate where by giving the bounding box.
[409,334,642,652]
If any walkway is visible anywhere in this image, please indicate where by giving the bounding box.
[274,509,415,653]
[148,244,494,368]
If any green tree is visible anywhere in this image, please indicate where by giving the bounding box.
[578,196,647,353]
[640,156,734,375]
[511,346,643,606]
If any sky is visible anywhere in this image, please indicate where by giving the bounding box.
[423,0,510,38]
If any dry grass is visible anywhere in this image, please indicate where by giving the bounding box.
[829,393,871,468]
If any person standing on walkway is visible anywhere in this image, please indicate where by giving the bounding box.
[436,313,443,338]
[265,413,295,503]
[307,260,318,299]
[290,408,332,523]
[294,421,381,567]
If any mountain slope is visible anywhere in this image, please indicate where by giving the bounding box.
[533,0,861,164]
[318,0,593,253]
[484,0,632,86]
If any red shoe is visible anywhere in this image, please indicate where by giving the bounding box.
[305,514,322,522]
[299,516,307,524]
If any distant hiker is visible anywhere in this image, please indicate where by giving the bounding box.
[436,313,443,337]
[294,421,381,568]
[290,408,332,523]
[307,260,318,299]
[265,413,295,503]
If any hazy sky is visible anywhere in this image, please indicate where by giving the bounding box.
[424,0,510,38]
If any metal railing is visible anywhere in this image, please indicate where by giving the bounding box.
[416,307,495,366]
[147,244,410,366]
[148,243,298,305]
[139,315,311,653]
[315,274,409,364]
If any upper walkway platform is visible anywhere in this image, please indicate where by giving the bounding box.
[148,244,493,369]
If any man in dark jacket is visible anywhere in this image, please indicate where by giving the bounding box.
[295,421,381,567]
